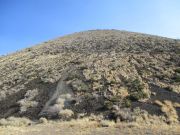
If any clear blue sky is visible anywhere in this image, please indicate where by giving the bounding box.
[1,0,180,55]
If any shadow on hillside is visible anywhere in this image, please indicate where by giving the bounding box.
[0,88,27,118]
[132,83,180,120]
[0,78,57,119]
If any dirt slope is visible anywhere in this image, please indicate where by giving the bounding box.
[0,30,180,125]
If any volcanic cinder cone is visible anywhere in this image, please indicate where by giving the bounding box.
[0,30,180,123]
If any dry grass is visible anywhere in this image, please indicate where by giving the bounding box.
[0,117,32,127]
[154,100,179,123]
[0,118,179,135]
[58,109,74,120]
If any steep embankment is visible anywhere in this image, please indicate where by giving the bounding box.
[0,30,180,124]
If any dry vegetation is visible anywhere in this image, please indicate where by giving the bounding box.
[0,30,180,134]
[0,117,179,135]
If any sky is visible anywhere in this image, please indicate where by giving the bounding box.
[0,0,180,55]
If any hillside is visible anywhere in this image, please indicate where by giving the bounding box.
[0,30,180,126]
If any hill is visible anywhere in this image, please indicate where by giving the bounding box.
[0,30,180,125]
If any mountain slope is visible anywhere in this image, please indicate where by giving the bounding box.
[0,30,180,123]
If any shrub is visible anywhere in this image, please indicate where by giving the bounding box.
[174,68,180,73]
[122,98,131,107]
[17,89,39,113]
[154,100,179,123]
[71,79,89,91]
[18,100,38,113]
[99,120,115,127]
[104,101,114,109]
[132,107,149,122]
[114,108,133,122]
[39,117,48,124]
[172,74,180,82]
[58,109,74,120]
[126,79,148,101]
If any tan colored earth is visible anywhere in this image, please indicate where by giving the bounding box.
[0,119,180,135]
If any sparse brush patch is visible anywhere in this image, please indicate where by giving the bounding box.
[126,79,148,101]
[88,114,104,122]
[174,68,180,73]
[172,73,180,82]
[99,120,115,127]
[39,117,48,124]
[173,102,180,107]
[108,95,121,102]
[154,73,166,80]
[132,107,168,125]
[104,101,114,109]
[167,85,180,94]
[164,86,174,92]
[113,108,133,122]
[71,79,89,91]
[122,98,132,108]
[26,48,32,52]
[175,49,180,54]
[154,48,164,53]
[132,107,151,123]
[18,100,38,112]
[154,100,179,124]
[0,91,6,100]
[17,89,39,113]
[58,109,74,120]
[0,117,32,127]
